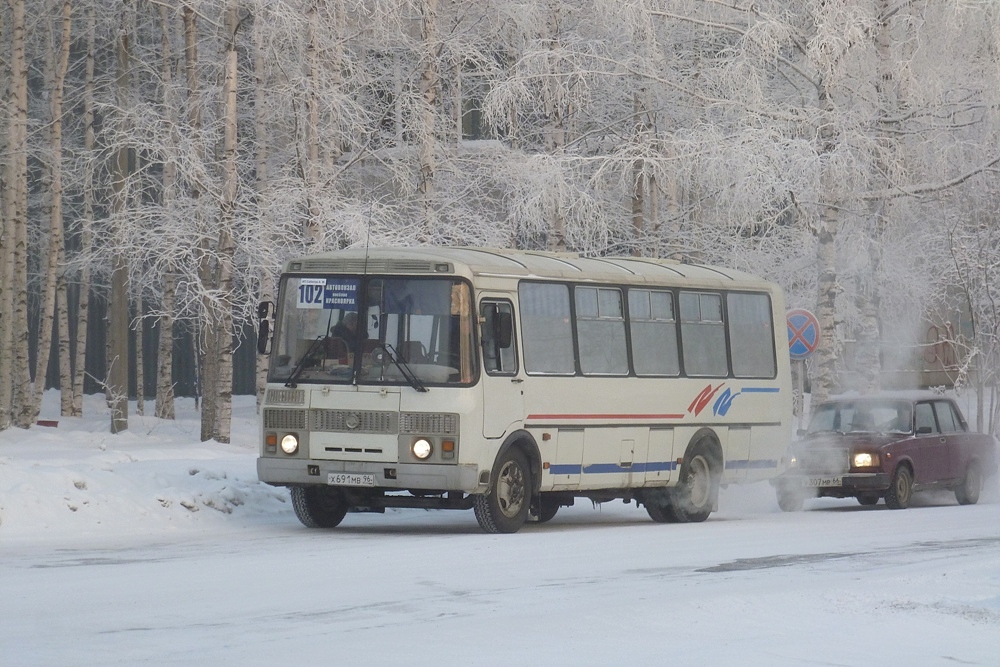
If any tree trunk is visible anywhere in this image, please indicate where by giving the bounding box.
[71,4,96,418]
[134,297,144,416]
[213,0,240,444]
[0,2,14,430]
[417,0,439,242]
[543,2,565,252]
[154,3,176,420]
[156,274,176,419]
[109,4,132,434]
[9,0,32,429]
[253,16,270,412]
[303,0,321,244]
[32,0,73,422]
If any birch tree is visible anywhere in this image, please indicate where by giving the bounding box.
[109,1,132,434]
[8,0,32,429]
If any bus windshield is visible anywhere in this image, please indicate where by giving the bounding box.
[269,276,477,387]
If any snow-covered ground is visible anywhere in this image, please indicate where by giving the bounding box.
[3,393,999,666]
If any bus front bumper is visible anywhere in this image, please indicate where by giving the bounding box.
[257,456,483,493]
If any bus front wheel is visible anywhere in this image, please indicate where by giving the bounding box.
[291,486,349,528]
[475,448,531,534]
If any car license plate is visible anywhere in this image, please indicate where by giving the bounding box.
[328,472,376,487]
[805,476,842,488]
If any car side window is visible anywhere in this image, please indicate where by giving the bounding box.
[915,402,938,434]
[933,401,960,433]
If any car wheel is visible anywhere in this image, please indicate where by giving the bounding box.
[670,445,717,523]
[290,486,349,528]
[955,463,982,506]
[474,448,531,533]
[856,493,880,506]
[884,465,913,510]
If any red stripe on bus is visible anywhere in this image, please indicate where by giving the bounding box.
[526,414,685,421]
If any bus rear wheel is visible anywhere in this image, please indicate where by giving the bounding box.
[645,493,680,523]
[475,448,531,534]
[671,447,717,523]
[291,486,349,528]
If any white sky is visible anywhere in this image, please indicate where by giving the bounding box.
[2,393,999,666]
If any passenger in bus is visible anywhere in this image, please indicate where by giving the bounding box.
[330,312,362,352]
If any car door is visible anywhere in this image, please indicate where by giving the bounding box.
[931,400,963,483]
[910,401,942,485]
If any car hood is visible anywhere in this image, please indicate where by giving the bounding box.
[787,433,903,474]
[796,433,904,451]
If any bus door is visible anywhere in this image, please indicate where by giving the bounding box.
[479,298,524,439]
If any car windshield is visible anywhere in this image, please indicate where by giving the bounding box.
[268,276,477,387]
[808,399,913,435]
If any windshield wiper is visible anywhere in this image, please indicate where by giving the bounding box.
[377,343,428,393]
[284,335,325,388]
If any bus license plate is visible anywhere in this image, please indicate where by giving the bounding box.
[805,476,842,488]
[328,473,376,487]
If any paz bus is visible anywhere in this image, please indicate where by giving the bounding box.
[255,247,792,533]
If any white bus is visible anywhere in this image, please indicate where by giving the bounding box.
[256,247,792,533]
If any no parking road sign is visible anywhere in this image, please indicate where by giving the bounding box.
[787,308,820,360]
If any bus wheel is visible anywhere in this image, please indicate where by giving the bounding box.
[536,494,560,523]
[776,488,804,512]
[291,486,349,528]
[671,447,717,523]
[645,493,680,523]
[475,448,531,534]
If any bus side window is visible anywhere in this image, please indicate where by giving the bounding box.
[481,301,518,375]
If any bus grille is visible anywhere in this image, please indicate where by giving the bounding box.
[312,409,397,434]
[264,408,307,430]
[265,388,304,405]
[400,412,458,435]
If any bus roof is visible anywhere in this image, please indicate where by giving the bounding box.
[284,246,775,290]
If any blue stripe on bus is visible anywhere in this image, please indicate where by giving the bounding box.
[549,461,678,476]
[549,460,777,475]
[740,387,780,393]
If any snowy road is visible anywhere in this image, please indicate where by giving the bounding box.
[6,490,1000,667]
[3,395,998,666]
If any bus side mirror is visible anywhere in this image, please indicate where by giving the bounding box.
[497,312,513,349]
[257,301,272,319]
[257,319,271,355]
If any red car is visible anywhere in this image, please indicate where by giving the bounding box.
[774,392,997,511]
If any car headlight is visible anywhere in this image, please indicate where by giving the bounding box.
[853,452,879,468]
[412,438,433,460]
[281,433,299,455]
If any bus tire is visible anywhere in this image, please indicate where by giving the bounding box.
[536,494,560,523]
[670,445,717,523]
[645,494,680,523]
[291,486,349,528]
[776,488,804,512]
[474,448,531,534]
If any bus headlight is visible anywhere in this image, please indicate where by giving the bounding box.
[281,434,299,455]
[412,438,433,460]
